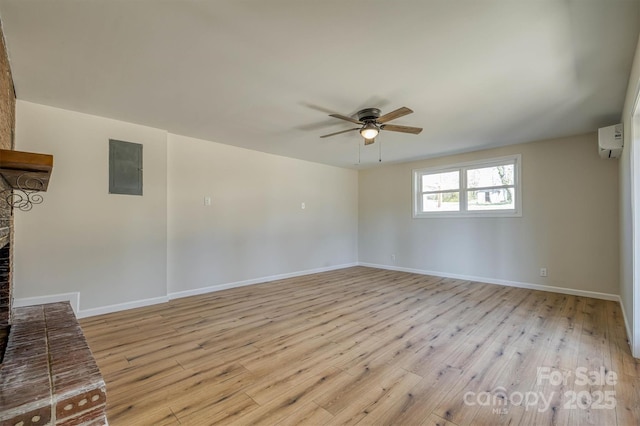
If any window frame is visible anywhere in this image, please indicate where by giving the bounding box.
[412,154,522,218]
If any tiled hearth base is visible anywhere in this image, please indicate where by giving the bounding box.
[0,302,107,425]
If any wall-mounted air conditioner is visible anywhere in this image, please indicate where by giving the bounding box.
[598,123,623,159]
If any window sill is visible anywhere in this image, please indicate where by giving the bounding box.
[413,211,522,219]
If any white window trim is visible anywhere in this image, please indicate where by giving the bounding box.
[412,154,522,218]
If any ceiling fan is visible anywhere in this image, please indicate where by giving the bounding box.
[320,107,422,145]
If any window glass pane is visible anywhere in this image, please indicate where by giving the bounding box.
[422,171,459,192]
[467,188,515,210]
[422,192,460,212]
[467,164,514,188]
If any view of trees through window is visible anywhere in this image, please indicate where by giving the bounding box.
[415,156,519,216]
[421,170,459,211]
[467,164,515,210]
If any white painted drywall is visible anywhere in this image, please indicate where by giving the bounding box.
[13,101,168,310]
[619,121,634,344]
[359,133,619,295]
[11,101,358,313]
[619,33,640,356]
[167,134,358,293]
[8,99,620,319]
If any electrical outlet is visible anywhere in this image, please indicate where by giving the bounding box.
[204,196,212,206]
[540,268,547,277]
[391,254,396,262]
[301,202,306,209]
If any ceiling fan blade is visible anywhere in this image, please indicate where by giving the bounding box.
[329,113,362,125]
[364,138,376,145]
[320,128,360,138]
[300,102,337,114]
[381,124,423,134]
[377,107,413,123]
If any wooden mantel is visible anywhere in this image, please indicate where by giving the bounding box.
[0,149,53,191]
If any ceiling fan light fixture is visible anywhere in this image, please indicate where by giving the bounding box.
[360,122,379,139]
[321,106,421,141]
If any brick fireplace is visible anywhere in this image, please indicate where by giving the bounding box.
[0,14,14,374]
[1,303,107,425]
[0,19,108,426]
[0,241,9,360]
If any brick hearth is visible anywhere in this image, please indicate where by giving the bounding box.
[0,302,107,425]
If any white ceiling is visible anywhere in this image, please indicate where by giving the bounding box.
[0,1,638,168]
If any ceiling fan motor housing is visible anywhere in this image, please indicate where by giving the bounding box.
[357,108,381,122]
[320,106,422,140]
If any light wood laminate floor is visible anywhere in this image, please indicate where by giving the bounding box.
[80,267,640,425]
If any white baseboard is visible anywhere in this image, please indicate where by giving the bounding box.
[14,263,359,319]
[12,292,167,319]
[13,262,624,326]
[76,295,170,319]
[168,263,358,300]
[13,292,80,314]
[358,262,620,301]
[618,296,634,354]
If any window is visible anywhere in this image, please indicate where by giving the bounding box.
[413,155,521,218]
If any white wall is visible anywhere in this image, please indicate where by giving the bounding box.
[167,134,358,295]
[13,101,168,311]
[11,101,359,313]
[359,133,619,296]
[619,33,640,356]
[9,99,623,317]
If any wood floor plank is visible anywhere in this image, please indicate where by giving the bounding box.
[79,266,639,426]
[331,366,421,425]
[439,291,567,424]
[104,358,185,392]
[243,358,338,406]
[367,354,467,425]
[275,401,333,426]
[421,413,460,426]
[165,365,255,420]
[175,391,259,425]
[567,298,617,426]
[106,403,181,425]
[231,367,350,425]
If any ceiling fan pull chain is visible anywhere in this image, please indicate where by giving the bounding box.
[358,140,361,164]
[379,139,382,162]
